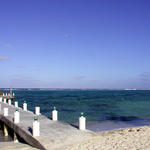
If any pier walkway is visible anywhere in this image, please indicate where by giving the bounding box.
[0,102,96,150]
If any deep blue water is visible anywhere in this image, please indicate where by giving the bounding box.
[2,89,150,125]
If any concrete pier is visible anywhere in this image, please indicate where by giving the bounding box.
[0,101,95,150]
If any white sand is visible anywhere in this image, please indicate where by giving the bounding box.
[0,142,38,150]
[1,126,150,150]
[66,126,150,150]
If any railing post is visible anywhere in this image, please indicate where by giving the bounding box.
[3,98,7,103]
[23,101,27,111]
[35,107,40,115]
[14,101,18,108]
[8,99,11,105]
[0,97,2,102]
[79,112,86,130]
[14,109,20,124]
[33,116,40,137]
[4,108,8,116]
[52,107,58,121]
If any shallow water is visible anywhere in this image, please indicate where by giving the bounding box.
[87,118,150,132]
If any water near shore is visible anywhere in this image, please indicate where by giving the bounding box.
[2,89,150,132]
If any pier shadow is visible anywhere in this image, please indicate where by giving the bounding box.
[48,116,52,120]
[28,127,32,134]
[70,124,79,129]
[47,116,79,129]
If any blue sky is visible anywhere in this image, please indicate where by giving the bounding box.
[0,0,150,88]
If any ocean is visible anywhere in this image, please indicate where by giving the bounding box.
[2,89,150,132]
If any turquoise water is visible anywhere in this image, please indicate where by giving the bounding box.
[2,89,150,130]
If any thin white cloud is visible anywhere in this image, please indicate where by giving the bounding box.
[140,72,150,77]
[0,57,8,61]
[17,65,26,70]
[73,75,86,80]
[10,76,42,88]
[64,34,71,38]
[139,72,150,81]
[12,75,40,81]
[4,43,13,48]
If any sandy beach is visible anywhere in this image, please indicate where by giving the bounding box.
[1,125,150,149]
[66,125,150,150]
[0,142,38,150]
